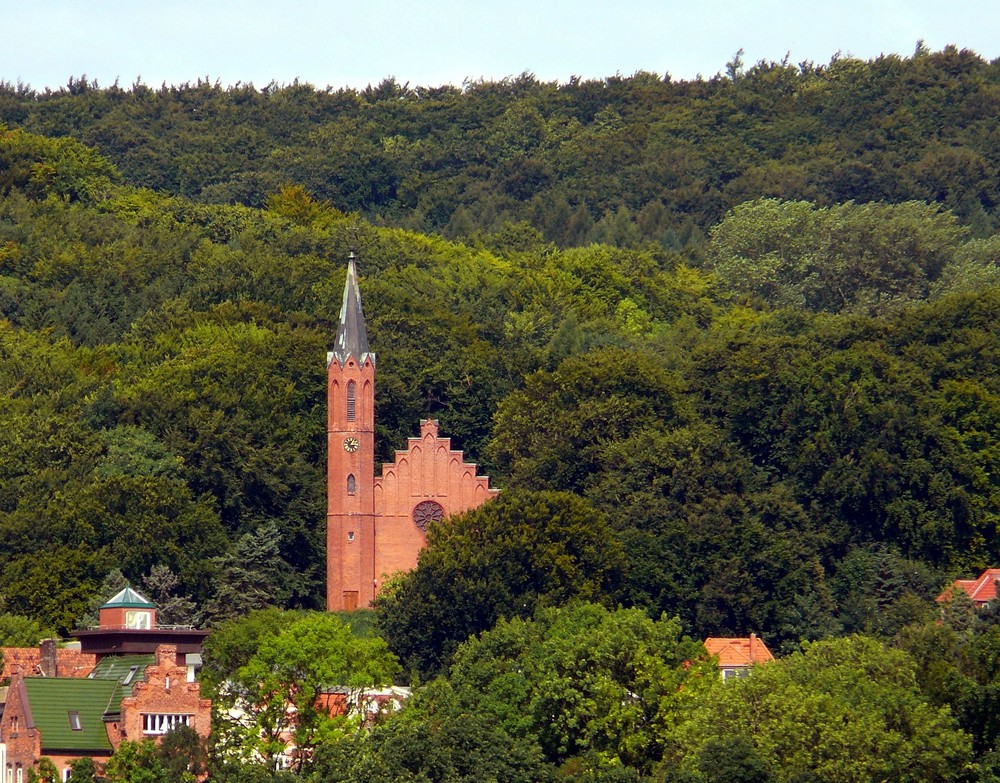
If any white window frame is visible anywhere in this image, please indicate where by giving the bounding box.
[141,713,193,735]
[125,610,152,630]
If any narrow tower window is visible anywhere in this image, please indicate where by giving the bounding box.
[347,474,356,495]
[347,381,356,421]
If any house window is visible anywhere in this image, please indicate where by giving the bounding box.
[123,665,139,685]
[347,382,356,421]
[125,610,151,630]
[16,767,22,783]
[347,531,355,542]
[347,474,356,495]
[68,711,82,731]
[61,771,70,783]
[142,713,193,735]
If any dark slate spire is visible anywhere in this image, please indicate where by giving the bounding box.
[330,252,374,367]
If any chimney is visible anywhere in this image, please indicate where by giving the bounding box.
[39,639,58,677]
[749,633,757,664]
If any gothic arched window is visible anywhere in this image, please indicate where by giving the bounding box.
[347,381,356,421]
[347,474,356,495]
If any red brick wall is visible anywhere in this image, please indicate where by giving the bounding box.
[326,357,499,611]
[327,356,377,611]
[40,754,112,781]
[372,420,498,592]
[117,645,211,749]
[1,676,42,771]
[98,606,157,629]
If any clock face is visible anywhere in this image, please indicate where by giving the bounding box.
[343,437,360,453]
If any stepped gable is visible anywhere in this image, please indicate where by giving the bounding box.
[326,253,498,611]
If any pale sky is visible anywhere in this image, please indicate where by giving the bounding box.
[1,1,998,92]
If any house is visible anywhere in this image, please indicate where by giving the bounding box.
[318,685,410,728]
[936,568,1000,608]
[704,634,775,680]
[0,588,211,781]
[326,253,499,611]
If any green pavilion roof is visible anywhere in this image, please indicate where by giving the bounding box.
[100,586,155,610]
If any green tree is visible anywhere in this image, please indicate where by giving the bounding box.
[141,564,198,627]
[668,636,972,783]
[104,739,167,783]
[158,725,207,782]
[707,199,966,313]
[488,348,684,493]
[216,612,399,773]
[202,523,291,626]
[66,757,98,783]
[446,604,716,774]
[25,758,58,783]
[318,678,547,783]
[377,490,625,678]
[200,607,301,694]
[0,613,54,646]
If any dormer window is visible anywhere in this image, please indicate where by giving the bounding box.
[125,610,151,630]
[123,665,139,685]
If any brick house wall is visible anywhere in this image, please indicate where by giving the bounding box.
[0,677,42,774]
[116,645,211,749]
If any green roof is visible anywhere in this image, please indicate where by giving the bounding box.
[23,678,117,752]
[100,586,155,609]
[89,653,155,708]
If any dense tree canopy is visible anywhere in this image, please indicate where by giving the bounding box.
[666,636,973,783]
[4,47,999,246]
[376,490,624,677]
[1,49,1000,777]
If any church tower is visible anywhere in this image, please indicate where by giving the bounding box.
[326,252,376,611]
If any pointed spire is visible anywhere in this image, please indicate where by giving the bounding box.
[331,252,374,367]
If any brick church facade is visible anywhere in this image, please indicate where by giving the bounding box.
[326,254,498,611]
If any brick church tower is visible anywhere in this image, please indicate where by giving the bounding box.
[326,254,498,612]
[327,253,377,611]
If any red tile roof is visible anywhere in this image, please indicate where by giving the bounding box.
[1,647,96,680]
[936,569,1000,605]
[704,634,774,667]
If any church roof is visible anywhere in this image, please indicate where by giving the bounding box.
[100,586,155,609]
[330,252,374,368]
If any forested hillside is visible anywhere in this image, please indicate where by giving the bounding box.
[1,46,1000,781]
[3,44,999,246]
